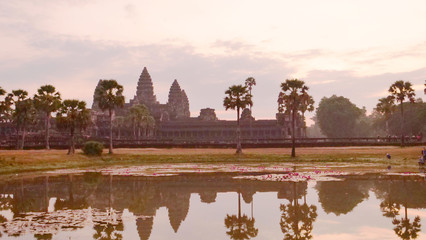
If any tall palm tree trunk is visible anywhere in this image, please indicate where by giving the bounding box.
[400,102,404,147]
[68,128,75,155]
[133,121,136,139]
[236,107,242,154]
[45,113,50,150]
[291,109,296,157]
[21,125,26,150]
[16,125,20,150]
[109,109,113,154]
[385,118,389,135]
[138,127,141,140]
[249,89,252,112]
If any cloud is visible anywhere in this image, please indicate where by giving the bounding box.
[0,1,425,121]
[310,80,337,85]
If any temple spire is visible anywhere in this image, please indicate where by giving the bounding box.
[167,79,190,119]
[133,67,158,106]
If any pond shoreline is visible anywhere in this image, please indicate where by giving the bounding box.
[0,146,423,175]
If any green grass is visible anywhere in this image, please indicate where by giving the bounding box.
[0,147,422,175]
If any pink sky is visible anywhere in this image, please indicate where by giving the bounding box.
[0,1,425,124]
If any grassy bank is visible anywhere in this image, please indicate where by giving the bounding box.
[0,146,423,175]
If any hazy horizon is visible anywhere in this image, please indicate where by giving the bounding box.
[1,1,425,125]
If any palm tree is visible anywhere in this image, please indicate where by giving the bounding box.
[127,104,151,139]
[299,86,315,138]
[388,81,415,146]
[10,90,36,149]
[56,100,91,155]
[278,79,313,157]
[244,77,256,112]
[94,80,125,154]
[375,96,396,135]
[223,85,252,154]
[280,183,318,240]
[224,192,258,240]
[141,115,155,137]
[112,116,126,140]
[33,85,61,149]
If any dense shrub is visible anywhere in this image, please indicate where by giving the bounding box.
[83,141,104,156]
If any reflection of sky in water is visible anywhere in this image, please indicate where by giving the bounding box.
[0,173,424,239]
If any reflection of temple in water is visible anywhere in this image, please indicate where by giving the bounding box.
[0,173,307,239]
[0,173,424,239]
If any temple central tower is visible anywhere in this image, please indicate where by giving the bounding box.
[131,67,158,106]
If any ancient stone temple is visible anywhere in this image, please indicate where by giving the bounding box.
[130,67,159,107]
[90,67,301,142]
[167,80,190,119]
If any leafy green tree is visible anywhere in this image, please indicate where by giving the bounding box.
[374,96,396,135]
[0,87,12,123]
[277,79,313,157]
[94,80,125,154]
[224,85,253,154]
[56,100,91,155]
[386,101,425,137]
[316,95,362,138]
[10,90,36,149]
[143,115,155,137]
[127,104,152,139]
[244,77,256,112]
[388,80,416,146]
[33,85,61,149]
[112,116,126,140]
[299,86,315,138]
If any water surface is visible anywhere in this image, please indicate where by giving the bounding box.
[0,171,424,239]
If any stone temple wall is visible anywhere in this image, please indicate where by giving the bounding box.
[88,67,300,140]
[0,67,299,142]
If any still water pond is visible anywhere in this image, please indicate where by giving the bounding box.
[0,172,424,239]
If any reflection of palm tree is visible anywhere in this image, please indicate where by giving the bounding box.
[280,182,317,240]
[93,221,124,240]
[392,203,421,240]
[12,179,35,215]
[390,178,422,240]
[380,179,400,218]
[224,192,258,240]
[55,175,87,210]
[380,199,400,218]
[34,233,53,240]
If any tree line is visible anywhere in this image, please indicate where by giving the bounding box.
[1,78,423,156]
[223,78,314,157]
[311,81,424,145]
[224,78,423,157]
[0,80,154,154]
